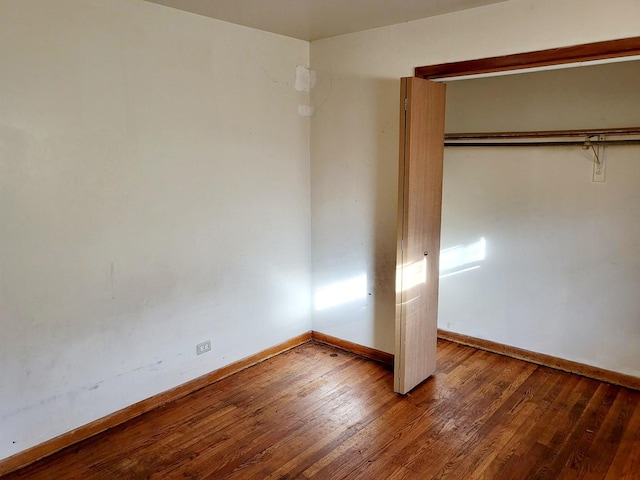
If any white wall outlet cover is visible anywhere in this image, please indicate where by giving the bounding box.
[196,340,211,355]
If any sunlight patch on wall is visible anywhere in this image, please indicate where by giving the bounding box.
[314,274,367,310]
[440,237,486,279]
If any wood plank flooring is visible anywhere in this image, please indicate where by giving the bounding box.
[3,339,639,479]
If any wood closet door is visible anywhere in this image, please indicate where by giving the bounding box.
[395,77,446,394]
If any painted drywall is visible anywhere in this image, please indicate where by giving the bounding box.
[0,0,310,460]
[309,0,640,369]
[439,145,640,376]
[445,60,640,133]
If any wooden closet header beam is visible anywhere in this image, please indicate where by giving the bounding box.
[415,36,640,80]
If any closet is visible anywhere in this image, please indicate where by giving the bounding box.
[396,44,640,393]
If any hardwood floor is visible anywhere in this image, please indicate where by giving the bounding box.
[3,340,639,479]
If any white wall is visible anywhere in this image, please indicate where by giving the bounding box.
[310,0,640,361]
[445,60,640,133]
[440,145,640,376]
[0,0,311,460]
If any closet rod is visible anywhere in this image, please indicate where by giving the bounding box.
[445,139,640,148]
[445,127,640,141]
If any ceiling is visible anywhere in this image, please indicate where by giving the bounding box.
[144,0,506,41]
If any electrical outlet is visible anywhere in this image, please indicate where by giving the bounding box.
[196,340,211,355]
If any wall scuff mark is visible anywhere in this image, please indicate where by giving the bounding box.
[296,65,316,117]
[110,262,115,300]
[295,65,316,92]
